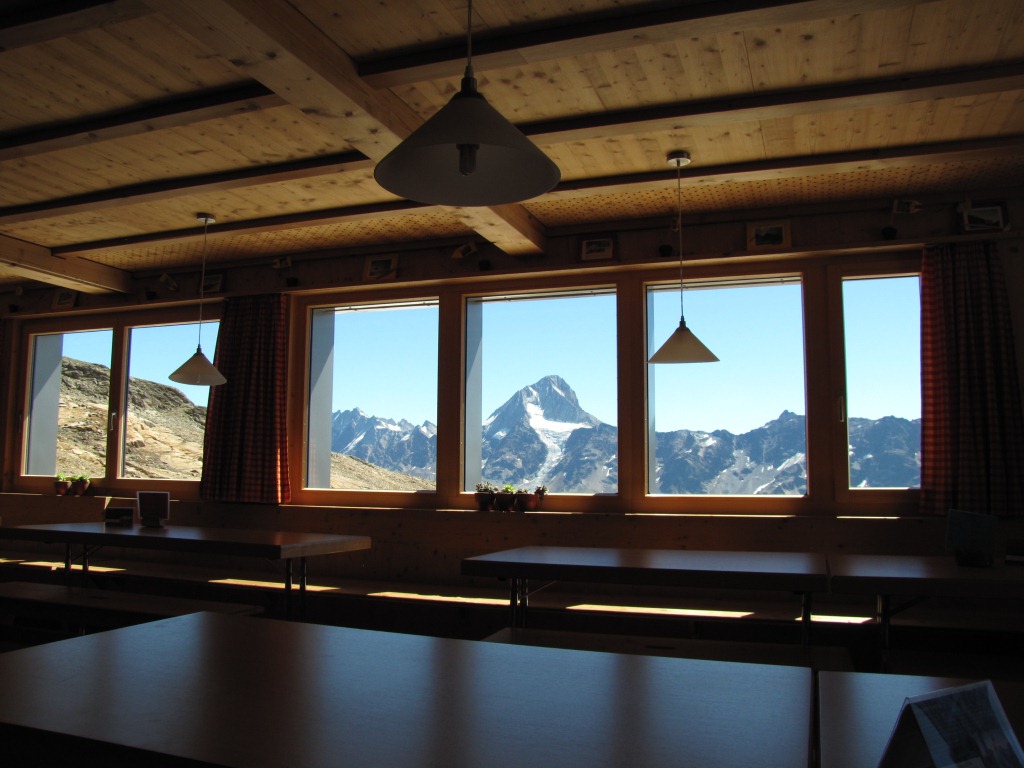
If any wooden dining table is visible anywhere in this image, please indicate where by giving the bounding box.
[462,545,830,644]
[0,611,813,767]
[0,522,371,608]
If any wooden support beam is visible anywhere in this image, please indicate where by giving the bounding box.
[0,234,132,294]
[0,84,287,162]
[145,0,549,257]
[0,0,150,52]
[0,152,371,225]
[522,63,1024,144]
[360,0,925,87]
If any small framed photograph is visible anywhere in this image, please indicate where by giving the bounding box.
[201,273,224,293]
[962,205,1005,232]
[52,289,77,309]
[746,221,791,250]
[580,236,615,262]
[363,255,398,281]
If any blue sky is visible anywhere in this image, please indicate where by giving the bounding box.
[61,276,920,435]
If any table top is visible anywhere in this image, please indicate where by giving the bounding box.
[0,522,370,560]
[818,670,1024,768]
[827,553,1024,597]
[462,545,829,591]
[0,612,812,768]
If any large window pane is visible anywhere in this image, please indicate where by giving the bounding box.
[123,322,219,479]
[465,291,618,493]
[647,282,806,495]
[25,329,112,479]
[307,302,438,491]
[843,276,921,488]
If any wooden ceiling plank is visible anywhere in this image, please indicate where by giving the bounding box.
[0,152,372,225]
[544,135,1024,198]
[0,233,131,293]
[522,62,1024,144]
[0,84,287,162]
[0,0,152,52]
[359,0,925,87]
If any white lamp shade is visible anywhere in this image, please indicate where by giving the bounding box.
[649,319,719,363]
[169,347,226,386]
[374,89,560,207]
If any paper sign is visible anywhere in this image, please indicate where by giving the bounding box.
[879,681,1024,768]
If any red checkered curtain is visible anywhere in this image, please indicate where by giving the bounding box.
[200,294,291,503]
[920,242,1024,516]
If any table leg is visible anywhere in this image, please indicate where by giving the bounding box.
[63,544,72,584]
[877,593,891,649]
[508,577,529,628]
[800,592,812,647]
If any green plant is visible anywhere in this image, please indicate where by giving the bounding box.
[501,484,516,494]
[534,485,547,497]
[55,473,66,481]
[475,481,497,493]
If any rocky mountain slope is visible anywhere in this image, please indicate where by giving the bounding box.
[56,361,920,494]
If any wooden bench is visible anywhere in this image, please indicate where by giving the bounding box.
[0,581,262,637]
[483,626,853,671]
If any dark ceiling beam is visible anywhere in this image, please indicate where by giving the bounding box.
[52,199,428,257]
[545,135,1024,197]
[0,151,372,224]
[51,135,1024,258]
[0,0,151,52]
[11,62,1019,225]
[0,83,287,161]
[523,62,1024,144]
[360,0,924,87]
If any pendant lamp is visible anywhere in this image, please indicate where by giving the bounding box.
[373,0,560,207]
[649,151,719,364]
[169,213,226,386]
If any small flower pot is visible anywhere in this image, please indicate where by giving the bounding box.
[494,492,515,512]
[474,491,494,511]
[514,492,541,512]
[54,480,71,496]
[71,479,90,496]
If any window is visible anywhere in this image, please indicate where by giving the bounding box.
[19,308,221,490]
[306,301,438,491]
[842,276,921,489]
[123,322,220,480]
[646,280,807,495]
[24,329,112,479]
[465,291,618,493]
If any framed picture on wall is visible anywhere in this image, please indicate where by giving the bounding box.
[363,255,398,281]
[580,236,615,262]
[746,220,791,250]
[962,205,1005,232]
[51,289,77,310]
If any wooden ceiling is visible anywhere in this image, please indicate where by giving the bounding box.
[2,0,1024,294]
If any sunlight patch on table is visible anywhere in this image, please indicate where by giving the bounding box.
[369,591,508,606]
[568,603,752,619]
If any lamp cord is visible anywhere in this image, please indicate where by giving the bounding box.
[676,159,685,322]
[196,217,209,350]
[466,0,473,70]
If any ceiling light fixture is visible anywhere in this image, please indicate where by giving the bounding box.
[648,151,719,364]
[169,213,226,386]
[373,0,560,207]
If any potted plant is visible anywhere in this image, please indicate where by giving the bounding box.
[71,474,90,496]
[54,473,71,496]
[515,485,547,512]
[474,481,497,511]
[494,483,517,512]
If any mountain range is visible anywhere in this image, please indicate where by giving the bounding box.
[55,361,920,493]
[334,374,922,494]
